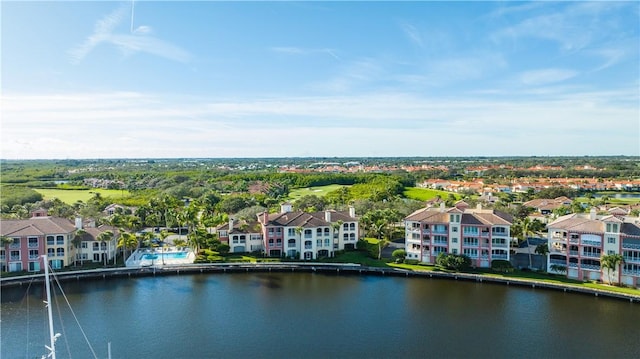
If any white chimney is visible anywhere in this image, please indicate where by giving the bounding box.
[75,217,83,230]
[589,208,597,220]
[229,218,235,231]
[477,203,482,211]
[281,202,292,213]
[349,206,356,218]
[439,202,445,213]
[325,210,331,222]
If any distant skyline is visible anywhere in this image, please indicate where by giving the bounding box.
[1,1,639,159]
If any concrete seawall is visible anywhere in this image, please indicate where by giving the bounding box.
[2,263,639,303]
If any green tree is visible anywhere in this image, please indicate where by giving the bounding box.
[600,254,624,285]
[72,229,87,266]
[515,217,543,270]
[118,232,138,265]
[96,230,113,267]
[535,243,549,270]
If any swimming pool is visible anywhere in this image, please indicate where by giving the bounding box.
[141,251,188,260]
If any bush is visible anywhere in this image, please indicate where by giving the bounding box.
[491,260,514,273]
[436,253,471,271]
[404,259,419,265]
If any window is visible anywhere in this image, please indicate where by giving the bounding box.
[268,239,274,244]
[0,250,4,259]
[29,249,39,259]
[463,227,478,235]
[288,228,295,236]
[325,238,330,246]
[452,249,458,255]
[492,227,507,234]
[349,223,355,230]
[350,233,355,240]
[56,248,65,257]
[47,236,55,245]
[10,238,20,248]
[100,242,107,250]
[288,239,296,248]
[93,243,99,250]
[81,242,88,248]
[343,223,348,230]
[452,227,458,233]
[56,235,64,245]
[608,250,615,255]
[28,237,38,248]
[317,239,322,247]
[608,237,616,244]
[276,238,282,244]
[10,250,20,260]
[28,261,40,272]
[452,237,458,243]
[324,228,330,235]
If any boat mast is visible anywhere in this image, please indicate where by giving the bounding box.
[42,254,57,359]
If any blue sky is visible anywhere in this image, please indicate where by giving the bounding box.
[1,1,639,159]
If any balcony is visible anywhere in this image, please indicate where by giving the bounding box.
[492,242,508,248]
[622,243,640,250]
[581,264,601,271]
[433,240,448,245]
[10,255,20,261]
[552,233,566,239]
[582,240,601,247]
[582,252,601,258]
[622,269,640,276]
[623,256,640,263]
[569,250,579,256]
[569,238,579,244]
[422,240,430,246]
[492,254,508,260]
[550,248,566,254]
[549,259,566,266]
[28,242,39,248]
[29,254,39,260]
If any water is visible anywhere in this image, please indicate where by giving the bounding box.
[141,251,188,260]
[2,273,639,359]
[594,193,640,199]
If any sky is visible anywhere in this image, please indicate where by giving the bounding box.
[1,1,639,159]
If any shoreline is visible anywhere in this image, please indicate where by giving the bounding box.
[2,263,639,303]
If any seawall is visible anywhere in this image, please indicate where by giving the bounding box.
[2,263,639,303]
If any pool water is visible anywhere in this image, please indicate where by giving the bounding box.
[141,252,188,260]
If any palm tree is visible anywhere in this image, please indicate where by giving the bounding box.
[72,229,87,267]
[518,217,541,270]
[601,254,624,285]
[1,235,14,270]
[117,232,138,265]
[96,230,113,267]
[534,243,549,271]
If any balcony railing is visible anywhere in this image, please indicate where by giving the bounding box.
[581,264,601,271]
[10,255,20,261]
[568,262,579,268]
[28,242,39,248]
[492,254,508,260]
[569,250,579,256]
[549,259,566,266]
[569,238,579,244]
[622,243,640,250]
[9,243,20,249]
[304,245,312,250]
[550,248,566,254]
[582,252,601,258]
[622,269,640,276]
[433,240,448,245]
[623,256,639,263]
[582,240,601,247]
[29,254,39,260]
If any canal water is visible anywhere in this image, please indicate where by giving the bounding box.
[2,273,639,358]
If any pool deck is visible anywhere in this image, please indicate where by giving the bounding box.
[125,247,196,268]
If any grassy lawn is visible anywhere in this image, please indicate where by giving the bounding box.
[288,184,350,201]
[34,188,130,204]
[403,187,461,201]
[323,251,389,267]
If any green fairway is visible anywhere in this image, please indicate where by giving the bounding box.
[403,187,461,201]
[34,188,130,204]
[288,184,350,201]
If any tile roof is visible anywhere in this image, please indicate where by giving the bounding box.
[1,217,76,237]
[405,207,512,225]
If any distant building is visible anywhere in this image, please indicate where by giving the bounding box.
[404,203,513,268]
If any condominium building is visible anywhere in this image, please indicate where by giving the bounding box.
[215,219,265,253]
[404,202,513,267]
[257,203,359,260]
[0,213,117,272]
[547,210,640,287]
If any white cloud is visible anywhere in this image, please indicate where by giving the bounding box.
[400,22,423,48]
[271,46,340,60]
[69,4,191,64]
[519,68,578,86]
[1,88,637,159]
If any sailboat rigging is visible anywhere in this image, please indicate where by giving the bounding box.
[40,255,105,359]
